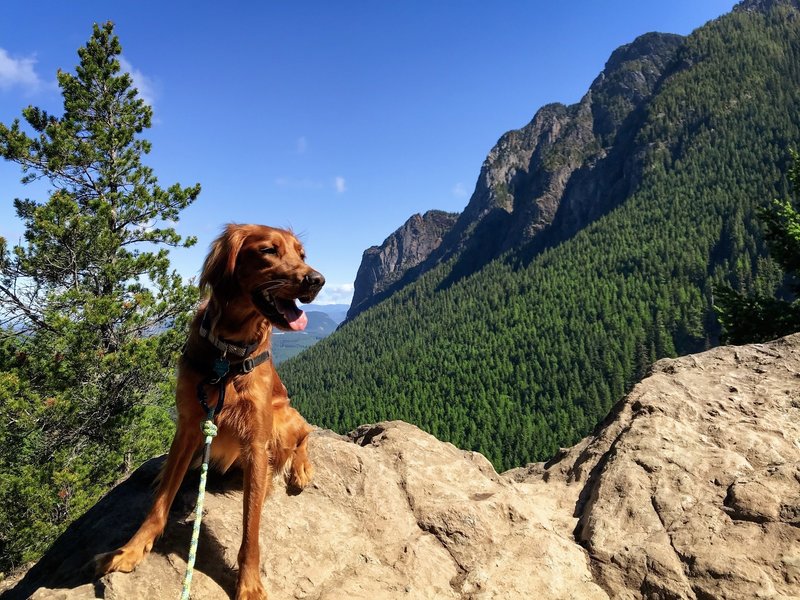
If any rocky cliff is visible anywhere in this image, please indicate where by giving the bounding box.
[454,32,683,251]
[347,32,685,320]
[347,210,458,320]
[736,0,800,13]
[4,334,800,599]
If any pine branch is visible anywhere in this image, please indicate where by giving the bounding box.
[0,282,56,333]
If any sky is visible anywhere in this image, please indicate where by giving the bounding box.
[0,1,737,305]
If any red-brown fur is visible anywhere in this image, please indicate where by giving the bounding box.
[95,224,320,600]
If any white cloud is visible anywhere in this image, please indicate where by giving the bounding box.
[452,182,469,198]
[118,56,156,106]
[296,136,308,153]
[0,48,41,92]
[334,176,346,194]
[313,282,354,305]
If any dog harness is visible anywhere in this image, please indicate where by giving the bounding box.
[185,311,271,418]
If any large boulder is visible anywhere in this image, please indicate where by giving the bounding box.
[1,427,604,600]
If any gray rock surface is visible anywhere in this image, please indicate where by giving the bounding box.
[5,334,800,599]
[455,31,684,255]
[347,210,458,320]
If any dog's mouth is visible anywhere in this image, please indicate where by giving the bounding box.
[253,289,308,332]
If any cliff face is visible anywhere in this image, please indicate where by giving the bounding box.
[346,210,458,320]
[347,32,684,320]
[6,334,800,599]
[455,33,684,251]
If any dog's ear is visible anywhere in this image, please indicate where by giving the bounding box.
[200,224,249,296]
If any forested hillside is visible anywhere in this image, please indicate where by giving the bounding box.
[281,0,800,470]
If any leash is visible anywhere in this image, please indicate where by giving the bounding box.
[180,404,218,600]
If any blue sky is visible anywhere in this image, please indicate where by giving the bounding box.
[0,1,736,304]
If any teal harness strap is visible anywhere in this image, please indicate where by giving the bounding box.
[180,407,218,600]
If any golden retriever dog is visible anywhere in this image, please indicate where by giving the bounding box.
[96,224,323,600]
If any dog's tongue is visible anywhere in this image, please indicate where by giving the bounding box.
[287,311,308,331]
[276,298,307,331]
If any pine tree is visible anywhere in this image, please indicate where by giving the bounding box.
[0,22,200,569]
[715,151,800,343]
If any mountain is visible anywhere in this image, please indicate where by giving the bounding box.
[348,31,685,322]
[6,334,800,599]
[301,303,349,324]
[279,0,800,471]
[348,210,458,320]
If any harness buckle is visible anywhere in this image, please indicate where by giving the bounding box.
[241,357,256,373]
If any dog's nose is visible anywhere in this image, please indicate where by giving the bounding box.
[303,270,325,290]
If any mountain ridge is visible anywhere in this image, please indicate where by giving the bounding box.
[347,210,458,320]
[348,31,685,319]
[735,0,800,13]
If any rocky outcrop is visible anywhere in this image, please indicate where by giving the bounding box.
[347,210,457,319]
[1,425,606,600]
[450,31,684,255]
[511,333,800,599]
[5,334,800,599]
[735,0,800,14]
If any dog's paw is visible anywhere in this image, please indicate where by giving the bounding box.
[94,545,147,576]
[236,577,268,600]
[290,456,314,490]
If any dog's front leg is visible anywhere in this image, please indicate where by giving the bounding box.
[236,435,272,600]
[96,420,202,574]
[289,430,314,490]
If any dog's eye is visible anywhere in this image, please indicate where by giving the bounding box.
[260,247,278,255]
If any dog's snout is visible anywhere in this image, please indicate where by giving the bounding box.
[303,270,325,290]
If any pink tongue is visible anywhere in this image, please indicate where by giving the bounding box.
[274,297,307,331]
[287,310,307,331]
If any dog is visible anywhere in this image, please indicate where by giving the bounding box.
[96,224,324,600]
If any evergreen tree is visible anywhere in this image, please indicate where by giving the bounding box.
[715,151,800,343]
[0,22,200,570]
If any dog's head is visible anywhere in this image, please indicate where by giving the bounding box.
[200,224,325,331]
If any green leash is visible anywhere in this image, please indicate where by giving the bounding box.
[179,408,218,600]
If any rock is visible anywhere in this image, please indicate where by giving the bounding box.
[735,0,800,15]
[458,31,684,253]
[525,334,800,600]
[5,334,800,599]
[1,425,605,600]
[347,210,458,320]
